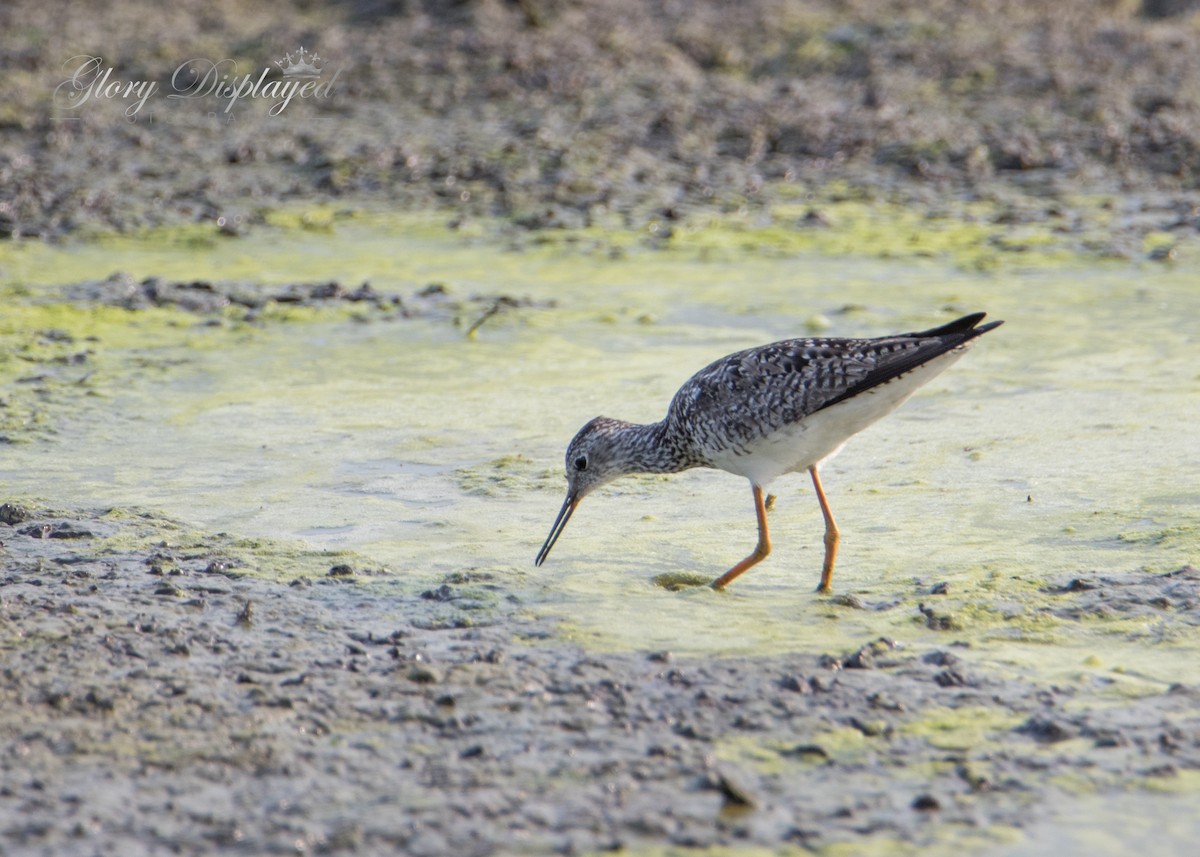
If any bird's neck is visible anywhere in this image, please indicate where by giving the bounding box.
[611,420,697,476]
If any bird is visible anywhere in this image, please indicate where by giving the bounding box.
[534,312,1002,593]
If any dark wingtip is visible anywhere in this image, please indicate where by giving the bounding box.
[952,311,988,330]
[912,312,1003,339]
[961,317,1003,342]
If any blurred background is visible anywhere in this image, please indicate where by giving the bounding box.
[5,0,1200,245]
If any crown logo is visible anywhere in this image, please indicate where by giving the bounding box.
[275,46,323,78]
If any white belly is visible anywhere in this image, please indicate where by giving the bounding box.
[708,347,969,486]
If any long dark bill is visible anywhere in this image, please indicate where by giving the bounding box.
[535,494,578,566]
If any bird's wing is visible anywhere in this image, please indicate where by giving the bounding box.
[665,327,988,454]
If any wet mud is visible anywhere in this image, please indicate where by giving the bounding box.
[3,505,1199,855]
[5,0,1200,261]
[64,271,552,323]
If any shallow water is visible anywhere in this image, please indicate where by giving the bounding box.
[3,214,1199,856]
[2,215,1198,674]
[985,785,1200,857]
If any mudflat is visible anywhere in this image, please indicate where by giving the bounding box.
[3,2,1200,855]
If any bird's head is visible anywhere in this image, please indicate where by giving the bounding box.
[534,416,635,566]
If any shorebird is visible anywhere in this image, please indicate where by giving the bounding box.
[534,312,1002,593]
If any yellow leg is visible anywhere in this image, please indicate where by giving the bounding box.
[710,485,771,590]
[810,466,840,594]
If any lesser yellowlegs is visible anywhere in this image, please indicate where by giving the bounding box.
[534,312,1002,593]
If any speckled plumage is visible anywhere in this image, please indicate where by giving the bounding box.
[536,312,1003,592]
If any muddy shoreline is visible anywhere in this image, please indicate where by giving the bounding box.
[3,504,1199,854]
[5,0,1200,259]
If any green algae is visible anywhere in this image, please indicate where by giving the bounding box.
[1138,767,1200,795]
[685,199,1015,270]
[898,706,1026,752]
[0,184,1142,299]
[651,571,714,591]
[1118,523,1200,550]
[714,705,1021,784]
[815,828,1025,857]
[0,303,207,441]
[454,454,559,498]
[497,182,1134,272]
[0,204,1197,670]
[1048,766,1185,799]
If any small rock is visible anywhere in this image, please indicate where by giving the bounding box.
[809,675,839,693]
[1018,715,1076,743]
[818,654,843,670]
[934,669,970,687]
[843,638,900,669]
[843,649,875,669]
[47,522,93,539]
[849,717,889,737]
[310,281,344,300]
[0,503,30,525]
[1087,728,1128,748]
[707,767,756,808]
[1145,763,1179,778]
[780,744,829,759]
[799,208,832,227]
[346,282,378,302]
[421,584,456,601]
[779,675,812,694]
[18,523,53,539]
[919,603,959,630]
[83,689,115,712]
[408,665,442,684]
[956,763,992,792]
[912,794,941,811]
[867,691,904,711]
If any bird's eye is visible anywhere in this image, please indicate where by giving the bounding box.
[574,455,588,471]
